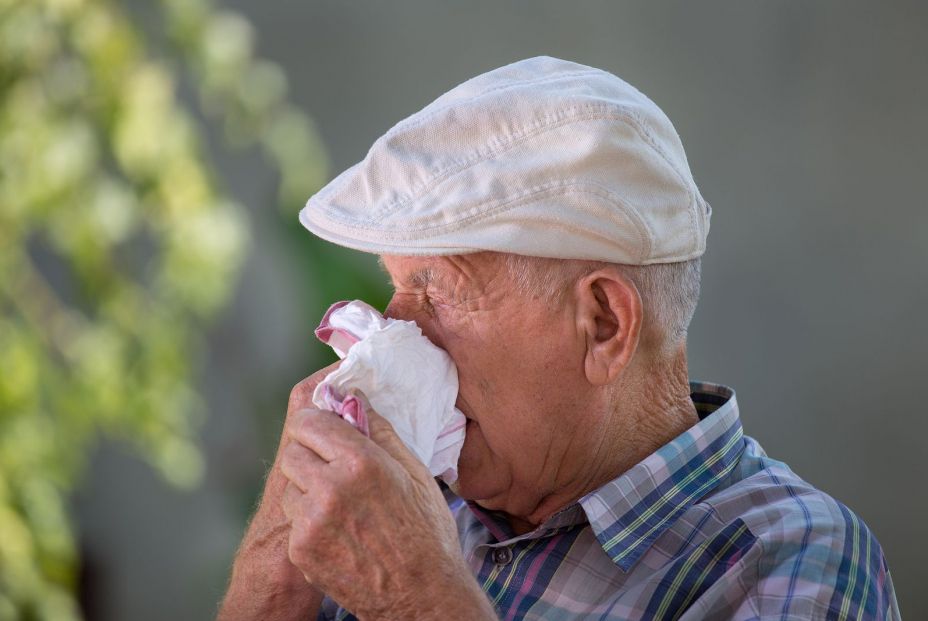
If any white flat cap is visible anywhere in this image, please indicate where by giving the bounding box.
[300,55,711,265]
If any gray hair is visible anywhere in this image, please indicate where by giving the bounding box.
[502,254,702,353]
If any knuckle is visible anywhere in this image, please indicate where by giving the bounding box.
[282,480,302,506]
[287,361,342,415]
[288,363,341,409]
[286,408,323,441]
[280,442,301,471]
[287,380,314,412]
[288,524,313,567]
[288,379,306,399]
[282,438,302,459]
[313,485,341,516]
[344,450,376,479]
[283,408,305,436]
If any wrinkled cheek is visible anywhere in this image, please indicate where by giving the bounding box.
[453,420,490,492]
[458,419,483,468]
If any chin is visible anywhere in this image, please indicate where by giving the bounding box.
[446,464,501,507]
[449,419,499,501]
[446,465,482,500]
[447,466,473,498]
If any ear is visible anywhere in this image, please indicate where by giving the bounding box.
[574,268,643,386]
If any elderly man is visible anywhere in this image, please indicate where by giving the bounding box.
[218,57,900,620]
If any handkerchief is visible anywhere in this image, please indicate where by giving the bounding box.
[312,300,466,484]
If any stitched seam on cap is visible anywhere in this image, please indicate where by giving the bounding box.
[367,103,636,221]
[335,181,640,233]
[374,69,604,142]
[619,108,699,257]
[315,103,679,224]
[318,181,653,258]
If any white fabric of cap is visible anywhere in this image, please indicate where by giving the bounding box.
[299,55,712,265]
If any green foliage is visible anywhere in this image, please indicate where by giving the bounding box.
[0,0,328,617]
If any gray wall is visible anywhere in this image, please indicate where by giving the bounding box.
[76,2,927,619]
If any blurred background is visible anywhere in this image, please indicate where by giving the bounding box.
[0,0,925,619]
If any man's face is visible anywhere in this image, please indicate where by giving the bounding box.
[381,253,593,519]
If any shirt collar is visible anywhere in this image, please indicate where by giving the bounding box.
[579,381,744,572]
[464,499,589,546]
[461,382,744,560]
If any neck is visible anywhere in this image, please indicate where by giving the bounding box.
[507,345,698,534]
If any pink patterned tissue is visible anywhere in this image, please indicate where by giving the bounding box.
[312,300,467,484]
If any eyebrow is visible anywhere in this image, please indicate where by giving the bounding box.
[377,257,441,290]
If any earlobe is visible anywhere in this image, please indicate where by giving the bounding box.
[576,270,642,386]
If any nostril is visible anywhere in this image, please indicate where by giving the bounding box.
[383,299,413,323]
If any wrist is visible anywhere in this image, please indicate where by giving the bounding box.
[377,559,497,621]
[219,521,322,621]
[218,468,321,621]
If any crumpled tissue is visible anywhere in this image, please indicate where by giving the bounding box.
[312,300,467,484]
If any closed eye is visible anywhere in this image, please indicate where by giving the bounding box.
[389,289,435,319]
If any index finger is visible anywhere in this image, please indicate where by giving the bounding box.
[287,407,370,463]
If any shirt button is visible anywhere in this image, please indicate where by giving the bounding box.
[492,547,513,566]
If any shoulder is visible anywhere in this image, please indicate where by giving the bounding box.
[707,436,871,544]
[700,440,899,619]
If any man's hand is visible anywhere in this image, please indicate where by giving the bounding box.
[217,364,339,621]
[280,406,498,620]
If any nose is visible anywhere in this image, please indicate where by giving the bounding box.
[382,295,404,321]
[383,295,444,349]
[383,292,422,322]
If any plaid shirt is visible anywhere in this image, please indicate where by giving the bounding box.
[319,381,900,620]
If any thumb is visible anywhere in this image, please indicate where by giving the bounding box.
[365,407,431,479]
